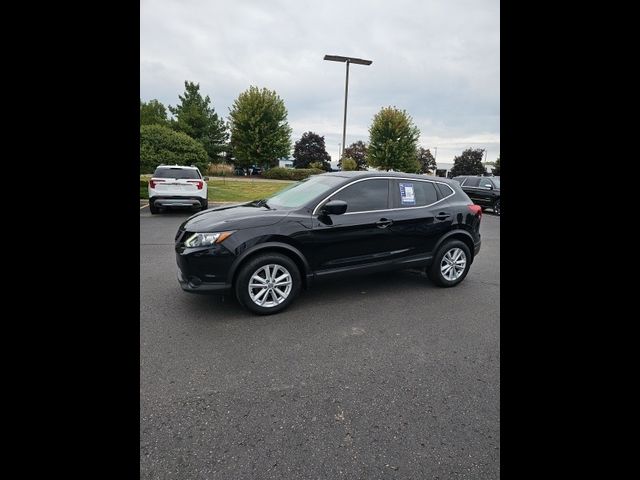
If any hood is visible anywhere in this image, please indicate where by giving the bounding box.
[181,203,289,232]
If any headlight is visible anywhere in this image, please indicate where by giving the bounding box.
[184,231,234,247]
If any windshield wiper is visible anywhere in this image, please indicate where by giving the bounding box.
[252,199,272,209]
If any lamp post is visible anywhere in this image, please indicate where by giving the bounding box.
[324,55,372,158]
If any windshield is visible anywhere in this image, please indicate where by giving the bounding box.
[266,175,345,209]
[492,177,500,188]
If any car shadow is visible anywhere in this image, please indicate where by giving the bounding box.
[184,269,438,321]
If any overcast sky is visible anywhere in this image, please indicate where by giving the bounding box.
[141,0,499,165]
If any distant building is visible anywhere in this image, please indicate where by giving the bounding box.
[278,158,293,169]
[435,162,454,178]
[435,162,495,178]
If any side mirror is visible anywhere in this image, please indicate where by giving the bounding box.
[321,200,348,215]
[203,176,210,181]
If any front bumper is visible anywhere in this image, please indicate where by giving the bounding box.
[177,269,230,294]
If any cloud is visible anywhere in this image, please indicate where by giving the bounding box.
[141,0,499,163]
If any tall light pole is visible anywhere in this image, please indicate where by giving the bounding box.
[324,55,372,158]
[434,146,438,175]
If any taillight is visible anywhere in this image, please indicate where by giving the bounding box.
[187,180,204,190]
[468,204,482,217]
[149,179,157,188]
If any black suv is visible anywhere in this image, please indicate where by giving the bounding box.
[452,176,500,215]
[175,172,482,314]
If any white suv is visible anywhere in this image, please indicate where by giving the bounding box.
[148,165,208,214]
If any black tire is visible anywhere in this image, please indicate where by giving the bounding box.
[149,202,159,214]
[493,199,500,216]
[200,199,208,210]
[234,253,301,315]
[427,240,472,287]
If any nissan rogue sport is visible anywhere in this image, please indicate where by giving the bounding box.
[175,171,482,314]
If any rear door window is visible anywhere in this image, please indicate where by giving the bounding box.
[392,180,439,208]
[153,168,201,179]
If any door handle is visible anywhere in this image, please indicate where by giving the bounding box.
[376,218,393,228]
[435,212,451,220]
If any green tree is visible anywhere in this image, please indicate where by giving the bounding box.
[450,148,487,177]
[341,157,357,171]
[140,125,208,174]
[367,106,420,172]
[169,81,229,162]
[493,155,500,175]
[228,86,292,170]
[340,141,368,170]
[416,147,437,174]
[292,131,331,170]
[140,99,169,126]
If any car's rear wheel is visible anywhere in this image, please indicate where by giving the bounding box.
[149,202,159,214]
[427,240,471,287]
[235,253,301,315]
[493,199,500,215]
[200,199,208,210]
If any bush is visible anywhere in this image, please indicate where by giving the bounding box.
[308,161,326,171]
[208,163,234,176]
[140,179,149,199]
[140,125,208,174]
[262,167,324,180]
[341,157,357,171]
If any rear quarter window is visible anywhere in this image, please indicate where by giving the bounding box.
[436,182,454,198]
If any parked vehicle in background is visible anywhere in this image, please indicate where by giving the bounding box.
[234,165,263,176]
[452,175,500,215]
[175,171,482,315]
[148,165,209,214]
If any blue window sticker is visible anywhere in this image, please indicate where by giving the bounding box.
[399,182,416,205]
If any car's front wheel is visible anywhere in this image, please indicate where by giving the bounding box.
[493,199,500,216]
[427,240,472,287]
[235,253,301,315]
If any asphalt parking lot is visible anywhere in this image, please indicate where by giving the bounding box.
[140,205,500,479]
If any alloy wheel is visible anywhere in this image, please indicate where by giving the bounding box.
[440,248,467,281]
[248,264,293,308]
